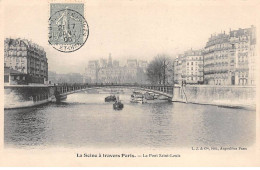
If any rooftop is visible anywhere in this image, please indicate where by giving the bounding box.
[5,38,46,53]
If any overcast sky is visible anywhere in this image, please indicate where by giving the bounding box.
[3,0,259,74]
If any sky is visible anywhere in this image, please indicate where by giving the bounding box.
[3,0,259,74]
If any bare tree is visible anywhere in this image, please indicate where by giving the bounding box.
[146,54,173,85]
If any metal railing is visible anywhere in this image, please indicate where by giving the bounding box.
[54,83,174,97]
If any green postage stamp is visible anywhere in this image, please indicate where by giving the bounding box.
[48,2,89,52]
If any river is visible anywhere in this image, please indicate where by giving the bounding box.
[4,90,255,149]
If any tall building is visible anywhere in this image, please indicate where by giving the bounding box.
[99,58,108,68]
[113,60,120,67]
[248,26,257,85]
[137,60,148,84]
[108,53,112,67]
[84,54,148,84]
[4,38,48,84]
[127,59,138,67]
[174,49,204,84]
[138,60,148,68]
[204,25,256,85]
[48,71,83,84]
[84,60,99,83]
[173,55,183,84]
[204,32,230,85]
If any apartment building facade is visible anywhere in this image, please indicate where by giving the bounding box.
[4,38,48,84]
[204,25,256,85]
[174,49,204,84]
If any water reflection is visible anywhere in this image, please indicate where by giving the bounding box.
[5,106,50,148]
[4,92,255,149]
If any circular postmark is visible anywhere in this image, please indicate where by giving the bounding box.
[48,8,89,53]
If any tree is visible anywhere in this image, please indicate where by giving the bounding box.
[146,54,173,85]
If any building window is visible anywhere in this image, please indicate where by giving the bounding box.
[4,75,9,82]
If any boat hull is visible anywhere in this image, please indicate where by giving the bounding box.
[113,102,124,110]
[105,96,117,102]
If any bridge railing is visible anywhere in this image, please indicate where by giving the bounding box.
[54,82,174,86]
[54,83,175,96]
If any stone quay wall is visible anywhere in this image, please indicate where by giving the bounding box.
[172,85,256,109]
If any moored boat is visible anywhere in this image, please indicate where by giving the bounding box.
[130,97,146,104]
[130,91,145,103]
[131,91,143,98]
[144,92,155,100]
[153,94,160,99]
[105,95,117,102]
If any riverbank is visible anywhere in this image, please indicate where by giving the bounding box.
[172,85,256,110]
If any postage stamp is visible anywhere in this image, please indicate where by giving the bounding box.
[48,3,89,52]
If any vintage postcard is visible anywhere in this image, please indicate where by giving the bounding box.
[0,0,260,167]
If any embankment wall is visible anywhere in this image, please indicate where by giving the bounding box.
[172,85,255,109]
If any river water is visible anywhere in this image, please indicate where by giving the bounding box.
[4,90,256,149]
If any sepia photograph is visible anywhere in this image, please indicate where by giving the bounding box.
[0,0,259,167]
